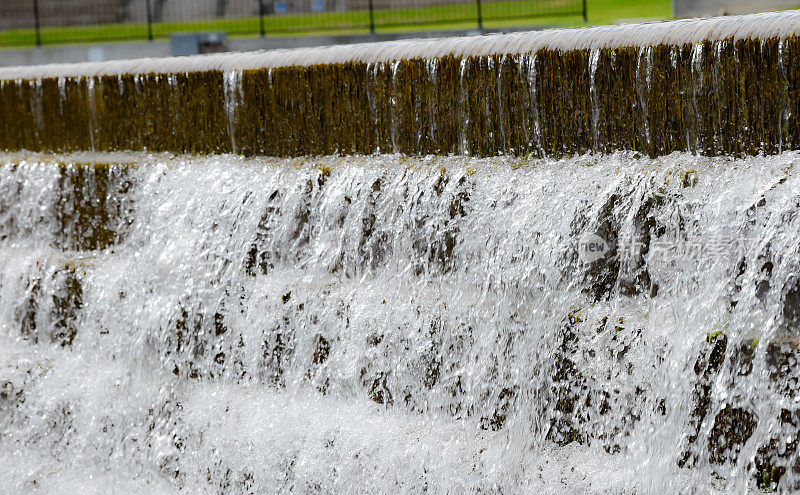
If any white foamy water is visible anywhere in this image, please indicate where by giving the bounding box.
[1,151,800,493]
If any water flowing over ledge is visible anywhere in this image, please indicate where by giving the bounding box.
[3,151,800,492]
[2,11,800,157]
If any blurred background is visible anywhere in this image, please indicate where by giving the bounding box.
[0,0,797,66]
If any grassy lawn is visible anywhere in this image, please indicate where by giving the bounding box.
[0,0,672,48]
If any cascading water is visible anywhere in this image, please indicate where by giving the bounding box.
[223,70,243,155]
[3,10,800,495]
[1,150,800,493]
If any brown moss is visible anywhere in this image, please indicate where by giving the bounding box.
[708,405,757,465]
[53,161,133,251]
[766,334,800,397]
[754,409,800,491]
[16,259,85,347]
[2,36,800,157]
[679,331,728,467]
[680,169,698,188]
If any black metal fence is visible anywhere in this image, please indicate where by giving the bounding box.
[0,0,585,47]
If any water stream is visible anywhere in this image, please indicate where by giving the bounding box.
[1,151,799,493]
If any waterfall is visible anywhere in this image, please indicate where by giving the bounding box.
[223,69,243,155]
[389,61,401,153]
[87,77,96,153]
[522,53,541,154]
[588,48,601,150]
[778,38,789,154]
[458,58,470,155]
[636,46,652,152]
[426,58,439,151]
[1,151,799,492]
[3,9,800,494]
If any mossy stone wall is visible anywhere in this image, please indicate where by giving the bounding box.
[1,37,799,157]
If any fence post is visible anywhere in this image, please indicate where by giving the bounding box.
[258,0,265,37]
[32,0,41,46]
[145,0,154,41]
[476,0,483,31]
[368,0,375,34]
[582,0,587,23]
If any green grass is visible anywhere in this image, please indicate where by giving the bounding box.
[0,0,672,48]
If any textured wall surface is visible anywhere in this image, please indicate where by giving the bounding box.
[1,37,799,158]
[2,12,800,158]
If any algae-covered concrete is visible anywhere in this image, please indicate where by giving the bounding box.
[0,37,798,158]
